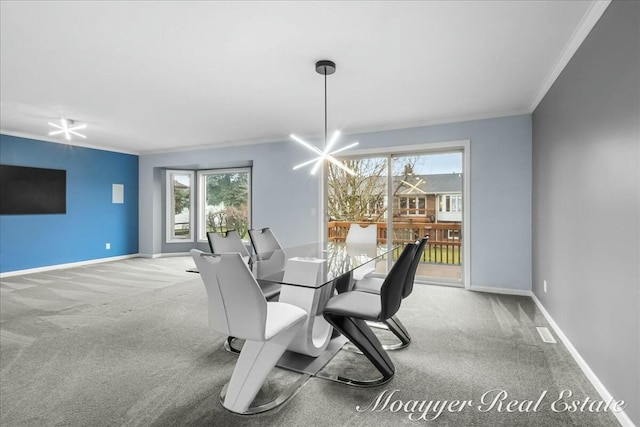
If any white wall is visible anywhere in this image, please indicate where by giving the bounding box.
[139,114,532,291]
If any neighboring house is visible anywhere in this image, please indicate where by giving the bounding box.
[393,173,462,223]
[337,172,462,223]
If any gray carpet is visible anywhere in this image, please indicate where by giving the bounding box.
[0,257,621,426]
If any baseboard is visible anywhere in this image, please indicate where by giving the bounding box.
[0,253,193,274]
[469,285,533,297]
[152,252,190,258]
[531,293,635,427]
[0,254,140,278]
[137,253,158,259]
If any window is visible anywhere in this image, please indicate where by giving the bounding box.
[166,170,194,242]
[439,194,462,213]
[197,168,251,241]
[437,194,462,222]
[396,196,426,216]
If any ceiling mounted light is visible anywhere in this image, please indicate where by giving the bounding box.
[291,60,359,176]
[48,118,87,141]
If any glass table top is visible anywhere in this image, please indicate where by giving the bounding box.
[251,241,394,288]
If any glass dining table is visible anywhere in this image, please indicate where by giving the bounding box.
[250,241,392,357]
[194,240,392,377]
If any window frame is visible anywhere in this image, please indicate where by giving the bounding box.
[165,170,195,243]
[196,167,252,242]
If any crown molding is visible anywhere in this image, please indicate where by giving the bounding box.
[0,129,140,156]
[529,0,611,112]
[141,110,530,156]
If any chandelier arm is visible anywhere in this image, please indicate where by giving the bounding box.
[329,142,359,156]
[324,130,341,154]
[293,157,323,170]
[310,156,325,175]
[325,155,356,176]
[290,135,324,155]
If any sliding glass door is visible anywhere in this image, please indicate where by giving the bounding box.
[390,153,462,284]
[327,150,464,285]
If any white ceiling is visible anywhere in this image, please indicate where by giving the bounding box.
[0,1,607,154]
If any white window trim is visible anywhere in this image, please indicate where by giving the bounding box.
[196,167,252,243]
[165,170,195,243]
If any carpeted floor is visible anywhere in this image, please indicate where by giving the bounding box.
[0,257,621,426]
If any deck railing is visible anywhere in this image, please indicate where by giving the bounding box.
[328,221,462,265]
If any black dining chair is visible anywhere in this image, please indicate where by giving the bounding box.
[320,242,417,386]
[352,236,429,350]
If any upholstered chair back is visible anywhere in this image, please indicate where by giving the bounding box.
[207,230,250,257]
[345,223,377,245]
[191,250,267,341]
[402,237,429,299]
[248,227,282,256]
[379,243,416,320]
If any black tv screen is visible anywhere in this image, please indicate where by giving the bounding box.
[0,165,67,215]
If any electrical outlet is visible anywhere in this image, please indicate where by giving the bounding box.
[544,280,547,293]
[106,243,111,250]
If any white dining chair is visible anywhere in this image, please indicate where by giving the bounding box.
[346,223,378,245]
[248,227,283,257]
[191,250,307,414]
[346,223,378,280]
[207,229,250,258]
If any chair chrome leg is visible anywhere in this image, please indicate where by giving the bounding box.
[366,321,390,330]
[383,315,411,350]
[359,316,411,351]
[219,373,311,415]
[224,336,242,355]
[314,371,391,387]
[321,314,395,386]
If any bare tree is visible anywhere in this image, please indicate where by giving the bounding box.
[327,157,419,222]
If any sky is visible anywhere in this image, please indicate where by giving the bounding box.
[395,152,462,175]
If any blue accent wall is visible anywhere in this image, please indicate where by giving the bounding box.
[0,134,139,273]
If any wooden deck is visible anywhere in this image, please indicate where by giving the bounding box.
[415,262,461,280]
[373,260,461,281]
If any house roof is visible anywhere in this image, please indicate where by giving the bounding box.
[395,173,462,195]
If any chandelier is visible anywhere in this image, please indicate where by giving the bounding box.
[291,60,358,175]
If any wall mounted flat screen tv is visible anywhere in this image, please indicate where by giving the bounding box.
[0,165,67,215]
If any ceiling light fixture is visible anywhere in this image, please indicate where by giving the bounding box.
[291,60,359,176]
[48,118,87,141]
[401,178,426,194]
